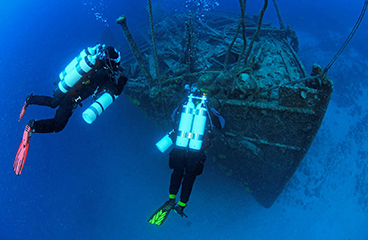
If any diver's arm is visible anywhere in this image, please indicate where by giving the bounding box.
[101,70,128,96]
[209,107,225,129]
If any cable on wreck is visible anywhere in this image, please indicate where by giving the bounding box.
[148,0,160,81]
[236,0,248,68]
[244,0,268,65]
[225,0,248,70]
[148,0,166,115]
[323,0,368,75]
[184,14,195,77]
[272,0,285,29]
[224,20,241,70]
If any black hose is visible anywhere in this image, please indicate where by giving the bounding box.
[323,0,368,75]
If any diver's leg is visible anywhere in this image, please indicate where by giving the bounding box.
[179,172,197,204]
[168,149,186,196]
[173,152,201,217]
[169,169,185,196]
[179,152,205,204]
[33,97,75,133]
[28,89,64,108]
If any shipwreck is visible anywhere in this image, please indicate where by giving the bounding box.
[114,1,333,208]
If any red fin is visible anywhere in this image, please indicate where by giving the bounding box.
[18,102,28,122]
[14,125,32,175]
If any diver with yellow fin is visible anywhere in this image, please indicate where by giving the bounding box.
[14,44,128,175]
[148,85,225,225]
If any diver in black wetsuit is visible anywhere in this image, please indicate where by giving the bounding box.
[20,46,128,133]
[150,87,225,222]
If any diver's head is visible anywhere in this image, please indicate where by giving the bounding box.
[184,84,199,94]
[185,84,208,105]
[100,46,121,70]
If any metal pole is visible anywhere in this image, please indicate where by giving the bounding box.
[116,15,153,82]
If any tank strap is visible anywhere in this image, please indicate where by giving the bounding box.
[177,131,204,141]
[194,108,207,116]
[182,106,195,115]
[88,102,104,118]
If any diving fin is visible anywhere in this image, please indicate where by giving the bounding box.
[18,102,28,122]
[14,124,33,175]
[18,94,32,122]
[174,205,188,218]
[148,199,176,226]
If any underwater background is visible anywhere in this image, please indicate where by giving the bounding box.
[1,0,367,239]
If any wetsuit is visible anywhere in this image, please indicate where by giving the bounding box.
[168,104,225,204]
[28,66,127,133]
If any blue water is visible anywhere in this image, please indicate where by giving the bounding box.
[1,0,367,239]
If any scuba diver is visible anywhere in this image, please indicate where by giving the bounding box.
[14,44,128,175]
[148,86,225,225]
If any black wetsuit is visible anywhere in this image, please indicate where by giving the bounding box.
[168,104,224,204]
[29,67,127,133]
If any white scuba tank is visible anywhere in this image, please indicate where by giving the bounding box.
[82,91,118,124]
[59,44,104,80]
[58,54,97,93]
[189,96,207,150]
[176,94,195,148]
[156,131,174,153]
[58,44,105,94]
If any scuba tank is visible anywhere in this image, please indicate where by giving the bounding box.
[189,95,207,150]
[58,54,97,93]
[82,91,118,124]
[156,92,209,153]
[59,44,104,80]
[57,44,105,94]
[156,130,174,153]
[175,93,208,150]
[176,94,195,148]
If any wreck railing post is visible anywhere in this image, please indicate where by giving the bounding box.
[116,15,153,83]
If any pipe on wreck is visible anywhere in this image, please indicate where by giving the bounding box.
[116,15,153,83]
